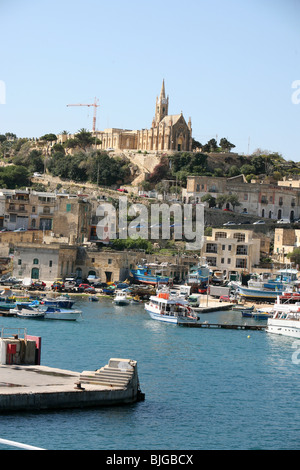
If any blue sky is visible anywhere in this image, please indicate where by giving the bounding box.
[1,0,300,161]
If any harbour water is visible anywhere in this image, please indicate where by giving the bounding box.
[0,297,299,450]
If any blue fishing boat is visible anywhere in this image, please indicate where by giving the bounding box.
[186,264,210,286]
[131,265,169,286]
[238,285,285,301]
[40,295,75,309]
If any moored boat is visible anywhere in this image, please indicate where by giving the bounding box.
[145,291,199,324]
[266,307,300,338]
[40,295,75,309]
[113,290,130,306]
[16,308,45,319]
[43,306,82,321]
[131,265,169,286]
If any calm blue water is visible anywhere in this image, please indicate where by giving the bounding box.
[0,297,299,450]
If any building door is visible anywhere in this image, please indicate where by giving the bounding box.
[105,271,112,282]
[278,209,282,219]
[31,268,39,279]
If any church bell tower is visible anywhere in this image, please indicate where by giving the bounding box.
[154,79,169,125]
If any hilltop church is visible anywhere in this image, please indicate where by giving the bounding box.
[94,80,192,153]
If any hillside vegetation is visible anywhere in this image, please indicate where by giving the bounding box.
[0,131,299,190]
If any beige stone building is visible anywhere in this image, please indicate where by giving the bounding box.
[0,189,91,244]
[201,228,266,276]
[185,175,300,221]
[273,228,300,263]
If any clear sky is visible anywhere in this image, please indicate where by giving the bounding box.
[1,0,300,160]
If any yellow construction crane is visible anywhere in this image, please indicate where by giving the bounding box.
[67,97,100,132]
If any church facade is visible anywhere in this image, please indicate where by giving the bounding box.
[95,80,192,153]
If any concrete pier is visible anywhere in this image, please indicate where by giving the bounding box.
[0,358,144,412]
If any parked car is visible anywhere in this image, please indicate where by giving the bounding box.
[0,276,21,286]
[14,227,26,232]
[77,283,93,292]
[223,221,236,226]
[253,220,265,225]
[117,188,128,193]
[277,219,290,224]
[219,295,231,302]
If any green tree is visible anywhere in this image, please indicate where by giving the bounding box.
[219,137,235,152]
[228,165,240,177]
[216,194,227,208]
[39,133,57,142]
[227,194,241,210]
[287,248,300,265]
[201,194,216,207]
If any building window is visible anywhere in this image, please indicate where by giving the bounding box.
[236,259,247,269]
[32,206,36,213]
[206,257,217,266]
[18,259,21,265]
[215,232,227,240]
[108,259,112,264]
[49,260,52,267]
[206,243,218,253]
[66,203,71,212]
[33,258,39,265]
[236,245,248,255]
[233,233,245,242]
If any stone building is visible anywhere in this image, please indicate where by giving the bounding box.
[273,227,300,263]
[201,228,266,276]
[12,243,78,281]
[0,189,91,244]
[185,175,300,221]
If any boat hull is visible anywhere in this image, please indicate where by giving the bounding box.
[266,319,300,338]
[43,308,82,321]
[146,308,178,324]
[114,300,130,306]
[238,286,284,300]
[131,275,169,286]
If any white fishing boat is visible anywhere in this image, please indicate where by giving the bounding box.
[43,306,82,321]
[145,291,199,324]
[266,309,300,338]
[10,304,45,319]
[113,290,130,306]
[266,297,300,338]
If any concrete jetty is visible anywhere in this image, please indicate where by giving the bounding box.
[0,326,144,412]
[0,358,144,412]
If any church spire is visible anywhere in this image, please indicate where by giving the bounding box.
[154,79,169,125]
[160,79,166,99]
